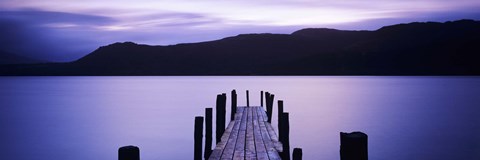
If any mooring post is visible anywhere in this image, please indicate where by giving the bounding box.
[246,90,250,107]
[265,92,270,109]
[118,145,140,160]
[340,132,368,160]
[231,90,237,121]
[279,112,290,160]
[260,91,264,107]
[204,108,213,159]
[277,100,283,127]
[292,148,302,160]
[216,94,226,144]
[194,116,204,160]
[267,94,275,123]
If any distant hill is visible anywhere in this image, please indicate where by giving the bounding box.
[1,19,480,75]
[0,50,44,64]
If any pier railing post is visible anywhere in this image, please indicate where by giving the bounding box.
[260,91,264,107]
[279,112,290,160]
[231,90,237,121]
[292,148,302,160]
[246,90,250,107]
[118,145,140,160]
[267,93,275,123]
[340,132,368,160]
[216,94,226,144]
[278,100,284,129]
[204,108,213,159]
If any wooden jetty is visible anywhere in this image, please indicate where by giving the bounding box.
[118,89,368,160]
[200,90,299,160]
[208,106,283,160]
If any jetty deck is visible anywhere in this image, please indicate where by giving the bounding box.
[209,106,283,160]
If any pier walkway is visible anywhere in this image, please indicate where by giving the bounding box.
[209,106,283,160]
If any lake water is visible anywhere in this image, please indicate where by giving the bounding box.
[0,76,479,160]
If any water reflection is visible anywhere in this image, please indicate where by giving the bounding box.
[0,76,479,160]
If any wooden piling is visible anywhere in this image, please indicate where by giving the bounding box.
[278,100,284,122]
[195,116,204,160]
[279,112,290,160]
[216,94,226,144]
[118,145,140,160]
[231,90,237,121]
[246,90,250,107]
[340,132,368,160]
[264,92,270,122]
[260,91,264,107]
[267,94,275,123]
[292,148,302,160]
[204,108,213,159]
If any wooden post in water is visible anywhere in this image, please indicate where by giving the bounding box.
[246,90,250,107]
[277,100,283,125]
[264,92,271,121]
[267,94,275,123]
[204,108,213,159]
[118,145,140,160]
[216,94,226,144]
[292,148,302,160]
[231,90,237,121]
[340,132,368,160]
[260,91,264,107]
[194,116,204,160]
[279,112,290,160]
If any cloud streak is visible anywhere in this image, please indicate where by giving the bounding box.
[0,1,479,62]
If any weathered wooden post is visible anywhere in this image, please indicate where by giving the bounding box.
[246,90,250,107]
[204,108,213,159]
[260,91,264,107]
[278,100,284,124]
[194,116,204,160]
[267,94,275,123]
[118,145,140,160]
[265,92,269,111]
[279,112,290,160]
[231,90,237,121]
[340,132,368,160]
[216,94,226,144]
[292,148,302,160]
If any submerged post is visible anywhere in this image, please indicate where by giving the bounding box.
[340,132,368,160]
[118,145,140,160]
[231,90,237,121]
[216,94,226,144]
[194,116,204,160]
[260,91,264,107]
[246,90,250,107]
[279,112,290,160]
[204,108,213,159]
[292,148,302,160]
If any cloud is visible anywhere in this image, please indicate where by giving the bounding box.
[0,9,118,61]
[0,1,480,62]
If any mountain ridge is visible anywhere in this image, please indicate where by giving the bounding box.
[1,19,480,75]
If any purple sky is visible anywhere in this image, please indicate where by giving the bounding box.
[1,0,480,62]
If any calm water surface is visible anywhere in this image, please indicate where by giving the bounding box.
[0,76,479,160]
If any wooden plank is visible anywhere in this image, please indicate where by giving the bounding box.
[257,107,282,160]
[258,107,269,122]
[265,121,283,152]
[253,107,269,160]
[233,107,248,160]
[245,107,257,160]
[209,107,241,160]
[220,107,244,159]
[210,106,283,160]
